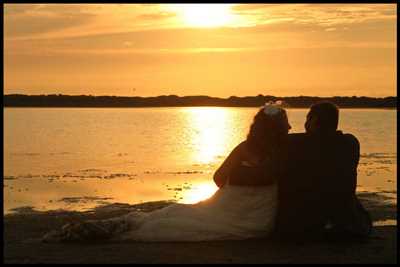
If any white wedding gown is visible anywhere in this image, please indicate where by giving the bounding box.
[110,183,278,242]
[44,183,277,242]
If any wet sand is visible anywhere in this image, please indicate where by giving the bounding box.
[4,192,397,264]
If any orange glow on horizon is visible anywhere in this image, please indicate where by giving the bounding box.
[4,4,397,97]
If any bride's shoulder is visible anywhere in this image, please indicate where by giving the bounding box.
[236,140,250,154]
[229,141,247,153]
[227,141,250,161]
[238,140,248,149]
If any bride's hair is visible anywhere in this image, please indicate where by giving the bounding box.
[246,107,288,158]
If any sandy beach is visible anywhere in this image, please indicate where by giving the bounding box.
[4,191,397,264]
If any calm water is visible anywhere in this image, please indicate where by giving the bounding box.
[4,107,397,214]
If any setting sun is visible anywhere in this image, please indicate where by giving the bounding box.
[170,4,235,28]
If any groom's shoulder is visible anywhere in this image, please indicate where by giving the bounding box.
[341,132,360,149]
[341,132,359,141]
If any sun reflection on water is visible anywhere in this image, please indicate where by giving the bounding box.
[175,107,242,203]
[183,107,234,165]
[178,182,219,204]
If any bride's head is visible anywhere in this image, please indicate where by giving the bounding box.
[246,102,291,157]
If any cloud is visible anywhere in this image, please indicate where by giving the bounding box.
[3,4,38,15]
[232,3,396,27]
[4,4,97,38]
[231,4,272,12]
[4,3,396,57]
[136,11,176,21]
[4,3,396,43]
[4,13,96,38]
[4,4,175,40]
[325,27,337,32]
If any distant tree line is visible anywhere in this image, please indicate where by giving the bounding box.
[3,94,397,108]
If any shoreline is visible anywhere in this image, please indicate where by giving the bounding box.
[4,94,397,110]
[4,191,397,263]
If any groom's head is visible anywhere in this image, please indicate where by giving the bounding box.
[305,101,339,134]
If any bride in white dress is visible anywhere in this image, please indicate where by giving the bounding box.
[43,103,291,242]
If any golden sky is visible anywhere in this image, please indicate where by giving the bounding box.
[4,4,397,97]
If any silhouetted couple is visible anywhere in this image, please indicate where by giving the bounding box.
[43,101,372,243]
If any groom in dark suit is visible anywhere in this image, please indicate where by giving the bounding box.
[274,101,372,241]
